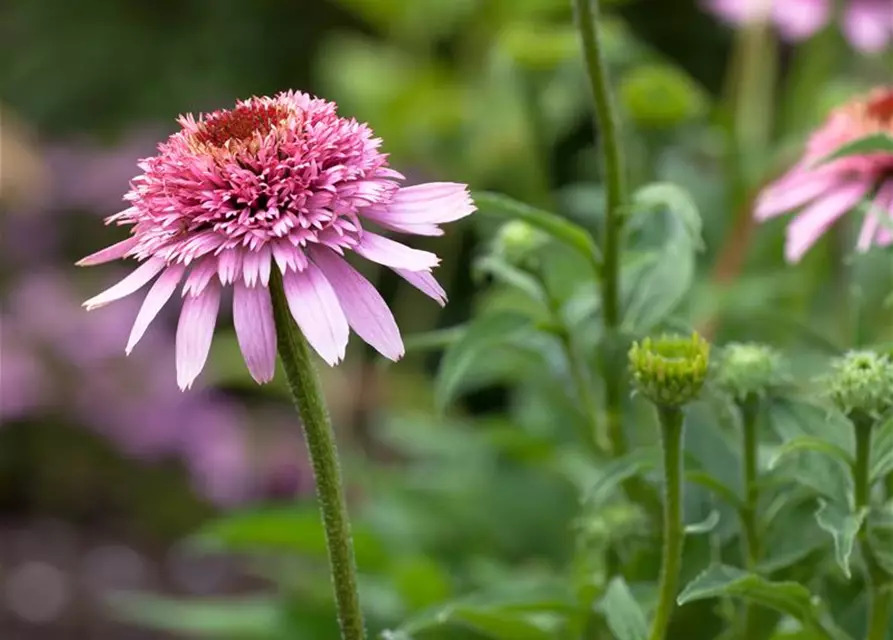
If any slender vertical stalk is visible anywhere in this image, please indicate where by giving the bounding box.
[738,393,762,639]
[270,271,366,640]
[572,0,628,458]
[649,405,686,640]
[852,415,892,640]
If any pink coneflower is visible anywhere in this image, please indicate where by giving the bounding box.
[755,87,893,262]
[705,0,893,53]
[78,91,475,390]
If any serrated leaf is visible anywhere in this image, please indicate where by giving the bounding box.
[473,192,601,270]
[583,447,658,506]
[595,577,648,640]
[769,437,854,471]
[814,500,868,578]
[685,510,721,535]
[818,133,893,164]
[108,593,284,638]
[435,311,533,411]
[870,415,893,482]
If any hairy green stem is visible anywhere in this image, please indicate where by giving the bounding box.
[649,406,686,640]
[738,394,761,639]
[271,271,366,640]
[572,0,628,458]
[853,415,891,640]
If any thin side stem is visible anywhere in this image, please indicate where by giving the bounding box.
[649,405,686,640]
[853,415,891,640]
[559,328,605,454]
[270,271,366,640]
[738,394,761,639]
[572,0,628,458]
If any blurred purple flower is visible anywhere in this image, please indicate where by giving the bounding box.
[705,0,893,53]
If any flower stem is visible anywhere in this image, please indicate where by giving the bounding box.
[270,271,366,640]
[738,393,761,639]
[852,415,891,640]
[649,405,685,640]
[572,0,628,459]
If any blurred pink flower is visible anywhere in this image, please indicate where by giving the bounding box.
[755,87,893,261]
[705,0,893,53]
[79,91,475,390]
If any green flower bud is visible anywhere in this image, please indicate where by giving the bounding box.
[826,351,893,420]
[492,220,547,267]
[715,342,785,401]
[619,63,707,130]
[629,332,710,407]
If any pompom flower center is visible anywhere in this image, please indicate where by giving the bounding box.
[194,103,291,147]
[866,90,893,125]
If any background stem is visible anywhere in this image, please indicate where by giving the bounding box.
[852,416,891,640]
[738,393,761,639]
[649,405,685,640]
[271,271,366,640]
[572,0,628,458]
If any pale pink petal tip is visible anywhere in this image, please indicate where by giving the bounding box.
[784,180,871,263]
[394,268,448,306]
[83,258,166,310]
[282,264,349,367]
[313,249,404,361]
[176,283,222,390]
[76,237,138,267]
[361,182,476,236]
[233,281,277,383]
[126,265,185,354]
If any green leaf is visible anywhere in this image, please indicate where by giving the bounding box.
[473,192,601,269]
[870,415,893,482]
[685,470,745,510]
[435,311,533,411]
[622,182,703,333]
[685,510,721,535]
[677,565,836,639]
[189,505,387,570]
[402,325,466,355]
[583,447,658,506]
[818,133,893,164]
[814,500,868,578]
[769,437,855,471]
[595,577,648,640]
[108,593,284,638]
[474,255,548,304]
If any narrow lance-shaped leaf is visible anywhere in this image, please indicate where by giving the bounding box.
[816,133,893,165]
[769,436,855,471]
[685,510,721,535]
[473,192,602,270]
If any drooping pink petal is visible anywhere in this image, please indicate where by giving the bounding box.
[393,268,447,306]
[126,264,186,354]
[354,231,440,270]
[755,169,843,221]
[312,248,404,361]
[83,258,166,310]
[176,282,222,390]
[843,0,893,53]
[76,237,139,266]
[785,180,872,262]
[232,280,277,383]
[362,182,475,234]
[282,263,349,366]
[857,181,893,251]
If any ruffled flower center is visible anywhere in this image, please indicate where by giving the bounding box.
[866,89,893,128]
[194,103,291,147]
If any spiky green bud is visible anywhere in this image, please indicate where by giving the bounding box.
[826,351,893,420]
[629,332,710,407]
[715,342,785,401]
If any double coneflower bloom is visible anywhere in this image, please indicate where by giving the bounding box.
[755,87,893,261]
[79,91,475,389]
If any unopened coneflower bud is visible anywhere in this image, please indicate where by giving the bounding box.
[492,220,547,267]
[715,342,784,402]
[826,350,893,421]
[629,332,710,407]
